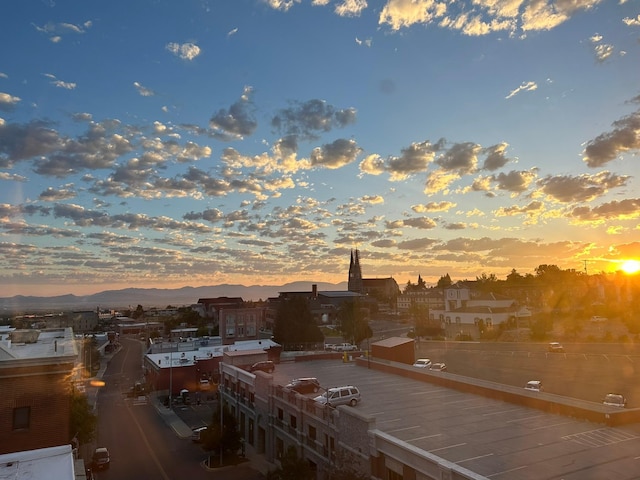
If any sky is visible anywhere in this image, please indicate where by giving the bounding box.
[1,0,639,297]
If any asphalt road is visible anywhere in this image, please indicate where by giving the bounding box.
[92,338,229,480]
[416,340,640,406]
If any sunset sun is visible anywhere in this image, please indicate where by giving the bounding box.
[621,260,640,274]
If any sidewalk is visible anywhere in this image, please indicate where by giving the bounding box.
[150,394,273,477]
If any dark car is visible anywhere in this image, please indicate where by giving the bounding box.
[285,377,321,394]
[92,447,110,470]
[249,360,275,374]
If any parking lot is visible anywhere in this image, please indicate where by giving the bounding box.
[271,358,640,480]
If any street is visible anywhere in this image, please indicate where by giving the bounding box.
[92,338,264,479]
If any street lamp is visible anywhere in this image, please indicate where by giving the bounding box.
[168,348,173,408]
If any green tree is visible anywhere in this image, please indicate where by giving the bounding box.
[273,297,324,346]
[266,446,315,480]
[69,389,97,445]
[336,300,372,346]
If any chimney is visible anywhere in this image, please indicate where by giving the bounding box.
[312,284,317,298]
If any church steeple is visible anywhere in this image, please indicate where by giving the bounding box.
[348,249,363,293]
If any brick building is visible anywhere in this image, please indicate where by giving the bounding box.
[0,327,77,454]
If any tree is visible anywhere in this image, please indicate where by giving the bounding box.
[69,389,97,445]
[336,300,372,346]
[436,273,452,288]
[132,304,145,319]
[273,297,324,346]
[266,446,314,480]
[202,404,243,464]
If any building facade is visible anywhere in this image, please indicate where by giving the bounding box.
[0,328,77,454]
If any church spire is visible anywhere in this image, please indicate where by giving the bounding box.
[348,248,363,293]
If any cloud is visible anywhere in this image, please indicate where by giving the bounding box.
[133,82,155,97]
[590,34,615,62]
[436,142,480,174]
[166,42,201,61]
[402,217,438,229]
[335,0,368,17]
[209,87,257,140]
[0,119,61,167]
[33,20,92,41]
[265,0,301,11]
[482,143,510,171]
[361,195,384,204]
[583,107,640,167]
[568,198,640,223]
[623,14,640,26]
[39,186,77,201]
[494,200,545,218]
[378,0,602,35]
[271,99,357,140]
[411,201,456,213]
[537,171,629,203]
[505,81,537,99]
[0,92,21,111]
[491,169,537,194]
[310,138,362,169]
[355,37,373,47]
[228,27,238,36]
[386,140,440,181]
[396,237,439,250]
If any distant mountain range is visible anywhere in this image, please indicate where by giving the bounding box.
[0,281,348,312]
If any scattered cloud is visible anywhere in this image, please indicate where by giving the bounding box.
[166,42,201,61]
[505,81,537,100]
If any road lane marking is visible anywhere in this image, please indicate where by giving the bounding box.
[487,465,528,477]
[407,434,442,442]
[457,453,493,463]
[387,425,421,433]
[429,442,466,453]
[482,408,522,416]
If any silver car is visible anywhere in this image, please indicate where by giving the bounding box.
[314,385,360,407]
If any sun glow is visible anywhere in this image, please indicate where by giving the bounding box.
[621,259,640,275]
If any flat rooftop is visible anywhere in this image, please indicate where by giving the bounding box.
[0,327,77,361]
[271,359,640,480]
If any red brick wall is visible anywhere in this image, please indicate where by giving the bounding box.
[0,362,74,454]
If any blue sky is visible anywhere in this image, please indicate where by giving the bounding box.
[1,0,639,297]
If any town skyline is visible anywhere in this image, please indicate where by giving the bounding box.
[1,1,639,297]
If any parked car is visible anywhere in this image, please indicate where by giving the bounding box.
[190,425,208,442]
[548,342,564,352]
[92,447,110,470]
[325,343,358,351]
[524,380,543,392]
[249,360,275,373]
[603,393,627,407]
[314,385,361,407]
[199,379,212,391]
[285,377,321,394]
[412,358,432,368]
[430,363,447,372]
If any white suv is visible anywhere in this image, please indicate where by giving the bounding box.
[314,386,361,407]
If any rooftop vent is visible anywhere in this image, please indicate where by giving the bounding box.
[9,329,41,343]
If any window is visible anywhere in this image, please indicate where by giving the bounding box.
[13,406,30,430]
[277,408,283,421]
[290,414,297,429]
[309,425,316,441]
